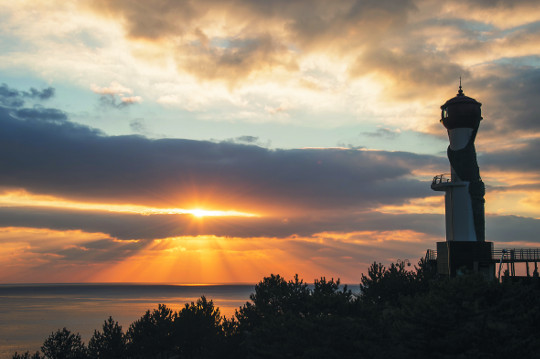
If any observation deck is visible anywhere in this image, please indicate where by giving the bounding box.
[426,248,540,263]
[431,173,469,191]
[425,248,540,279]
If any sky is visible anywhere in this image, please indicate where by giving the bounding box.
[1,0,540,284]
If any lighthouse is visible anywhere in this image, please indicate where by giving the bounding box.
[431,83,494,278]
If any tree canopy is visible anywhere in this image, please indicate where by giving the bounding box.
[12,259,540,359]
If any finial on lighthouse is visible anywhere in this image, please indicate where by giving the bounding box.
[457,76,464,96]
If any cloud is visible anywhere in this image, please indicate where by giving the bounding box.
[475,65,540,134]
[2,84,538,243]
[5,1,539,123]
[129,118,147,134]
[0,225,436,283]
[0,206,443,241]
[0,98,442,214]
[22,86,55,100]
[98,94,142,109]
[351,47,466,99]
[0,84,24,108]
[443,0,540,29]
[76,1,540,157]
[88,0,417,44]
[486,214,540,244]
[86,0,417,85]
[225,135,270,147]
[235,135,259,144]
[91,82,142,109]
[14,106,67,122]
[177,34,298,84]
[363,128,401,139]
[482,137,540,173]
[0,83,55,108]
[0,203,537,247]
[91,82,133,95]
[120,96,142,104]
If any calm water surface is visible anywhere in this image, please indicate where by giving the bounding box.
[0,284,254,358]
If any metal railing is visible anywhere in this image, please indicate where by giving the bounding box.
[432,173,452,185]
[492,248,540,262]
[424,248,540,263]
[425,249,437,261]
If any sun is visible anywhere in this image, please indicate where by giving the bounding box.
[185,208,260,218]
[190,209,208,218]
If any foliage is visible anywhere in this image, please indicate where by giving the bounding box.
[125,304,175,358]
[40,328,87,359]
[387,275,540,357]
[173,296,225,358]
[88,317,126,359]
[12,352,43,359]
[234,274,361,358]
[360,260,419,305]
[12,259,540,359]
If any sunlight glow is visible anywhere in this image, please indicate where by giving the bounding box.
[190,209,210,218]
[0,190,259,218]
[376,197,445,215]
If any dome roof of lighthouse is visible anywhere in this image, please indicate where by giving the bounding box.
[441,85,481,109]
[440,84,482,130]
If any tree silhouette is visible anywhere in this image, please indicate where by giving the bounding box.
[125,304,174,358]
[360,261,417,305]
[88,316,126,359]
[234,274,364,358]
[41,328,87,359]
[173,296,225,358]
[10,260,540,359]
[310,277,354,316]
[388,275,540,357]
[236,274,310,325]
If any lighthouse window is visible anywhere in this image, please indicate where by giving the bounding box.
[443,108,448,118]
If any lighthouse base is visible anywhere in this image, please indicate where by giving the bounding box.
[436,241,494,279]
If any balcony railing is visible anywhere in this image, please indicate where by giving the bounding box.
[493,248,540,262]
[425,249,437,261]
[425,248,540,263]
[432,173,451,185]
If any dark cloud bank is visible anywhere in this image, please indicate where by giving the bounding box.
[0,84,438,213]
[0,205,535,246]
[1,83,539,244]
[0,206,443,241]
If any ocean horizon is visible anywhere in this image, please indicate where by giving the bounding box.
[0,283,256,358]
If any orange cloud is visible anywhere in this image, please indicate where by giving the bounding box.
[442,1,540,30]
[0,227,114,282]
[0,226,436,284]
[376,196,445,215]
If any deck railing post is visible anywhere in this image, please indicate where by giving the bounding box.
[511,250,516,276]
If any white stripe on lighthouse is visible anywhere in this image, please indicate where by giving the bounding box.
[448,128,473,150]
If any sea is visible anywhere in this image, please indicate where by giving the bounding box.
[0,283,255,359]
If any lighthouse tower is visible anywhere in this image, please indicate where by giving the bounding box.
[431,83,494,278]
